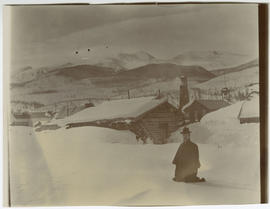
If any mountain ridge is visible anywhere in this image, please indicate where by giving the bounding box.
[211,59,259,76]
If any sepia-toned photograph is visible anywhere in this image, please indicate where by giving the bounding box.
[3,3,263,206]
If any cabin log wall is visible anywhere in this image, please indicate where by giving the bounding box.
[140,103,182,144]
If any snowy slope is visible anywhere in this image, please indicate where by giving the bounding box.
[169,101,259,147]
[211,58,259,76]
[195,66,259,90]
[10,61,214,107]
[11,63,75,84]
[198,101,259,146]
[171,51,254,71]
[9,100,260,206]
[9,127,58,206]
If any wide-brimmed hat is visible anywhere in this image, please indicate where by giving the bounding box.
[181,127,191,134]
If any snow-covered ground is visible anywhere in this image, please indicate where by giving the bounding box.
[8,102,260,206]
[195,66,259,90]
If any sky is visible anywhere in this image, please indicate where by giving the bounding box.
[6,4,259,70]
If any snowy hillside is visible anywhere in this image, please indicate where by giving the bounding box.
[171,51,255,71]
[195,66,259,91]
[11,63,75,84]
[211,58,259,76]
[117,63,215,81]
[10,49,259,113]
[10,62,214,107]
[12,50,255,82]
[9,101,260,206]
[11,67,48,84]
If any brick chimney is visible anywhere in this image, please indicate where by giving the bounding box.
[179,76,189,111]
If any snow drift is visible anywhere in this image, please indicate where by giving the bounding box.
[8,101,260,206]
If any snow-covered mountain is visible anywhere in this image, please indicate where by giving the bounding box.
[10,62,215,106]
[11,62,214,91]
[94,51,161,71]
[94,50,255,72]
[11,67,48,84]
[171,51,254,71]
[11,62,75,84]
[117,63,215,81]
[10,50,258,106]
[12,51,160,83]
[13,50,257,82]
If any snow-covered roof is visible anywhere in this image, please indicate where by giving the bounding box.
[12,111,51,119]
[197,100,230,111]
[182,99,229,112]
[247,91,259,99]
[181,98,195,113]
[61,96,169,125]
[238,95,259,119]
[247,83,259,93]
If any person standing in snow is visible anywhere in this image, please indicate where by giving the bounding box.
[172,127,205,182]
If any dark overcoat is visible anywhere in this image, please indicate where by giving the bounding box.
[172,140,200,180]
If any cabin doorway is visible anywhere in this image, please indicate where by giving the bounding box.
[159,123,169,144]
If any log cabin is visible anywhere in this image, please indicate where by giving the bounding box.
[182,99,230,122]
[63,96,184,144]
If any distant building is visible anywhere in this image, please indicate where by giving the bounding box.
[55,102,93,119]
[63,96,184,144]
[178,76,229,123]
[11,112,32,126]
[182,99,230,122]
[11,111,53,126]
[221,87,230,100]
[238,94,259,124]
